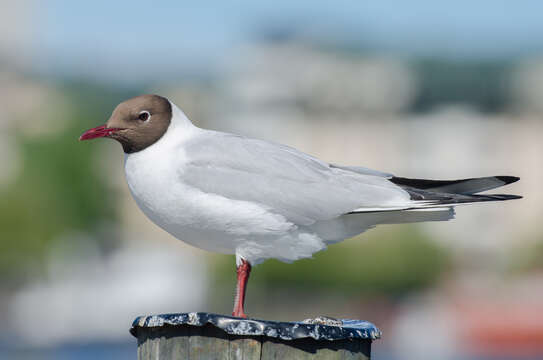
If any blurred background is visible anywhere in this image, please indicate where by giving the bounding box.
[0,1,541,359]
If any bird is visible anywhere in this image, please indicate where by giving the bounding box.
[80,94,521,318]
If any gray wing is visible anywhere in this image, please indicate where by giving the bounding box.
[329,164,393,178]
[180,131,410,225]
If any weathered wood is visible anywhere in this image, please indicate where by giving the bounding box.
[132,313,377,360]
[137,325,190,360]
[136,326,261,360]
[260,337,370,360]
[189,324,231,359]
[227,336,262,360]
[137,329,370,360]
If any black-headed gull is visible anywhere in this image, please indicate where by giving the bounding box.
[80,94,521,318]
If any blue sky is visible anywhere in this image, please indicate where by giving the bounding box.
[34,1,543,82]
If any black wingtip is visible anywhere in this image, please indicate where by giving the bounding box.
[495,176,520,185]
[486,194,523,200]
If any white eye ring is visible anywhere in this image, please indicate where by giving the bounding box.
[138,110,151,122]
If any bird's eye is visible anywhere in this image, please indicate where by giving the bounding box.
[138,111,151,121]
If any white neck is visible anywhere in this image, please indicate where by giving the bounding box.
[169,101,195,129]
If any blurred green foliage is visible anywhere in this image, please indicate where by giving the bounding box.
[0,82,137,286]
[509,237,543,273]
[412,60,512,113]
[212,226,449,297]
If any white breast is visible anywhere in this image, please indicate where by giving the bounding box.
[123,108,300,260]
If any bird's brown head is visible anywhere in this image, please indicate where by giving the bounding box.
[79,94,172,153]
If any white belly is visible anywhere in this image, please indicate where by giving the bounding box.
[123,146,315,262]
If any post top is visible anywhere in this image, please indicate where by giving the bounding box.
[130,312,381,341]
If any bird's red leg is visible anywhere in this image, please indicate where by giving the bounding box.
[232,258,251,318]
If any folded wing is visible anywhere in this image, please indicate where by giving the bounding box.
[181,131,521,223]
[181,132,411,225]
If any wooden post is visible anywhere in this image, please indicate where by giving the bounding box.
[131,313,380,359]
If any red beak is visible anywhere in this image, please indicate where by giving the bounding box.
[79,125,122,141]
